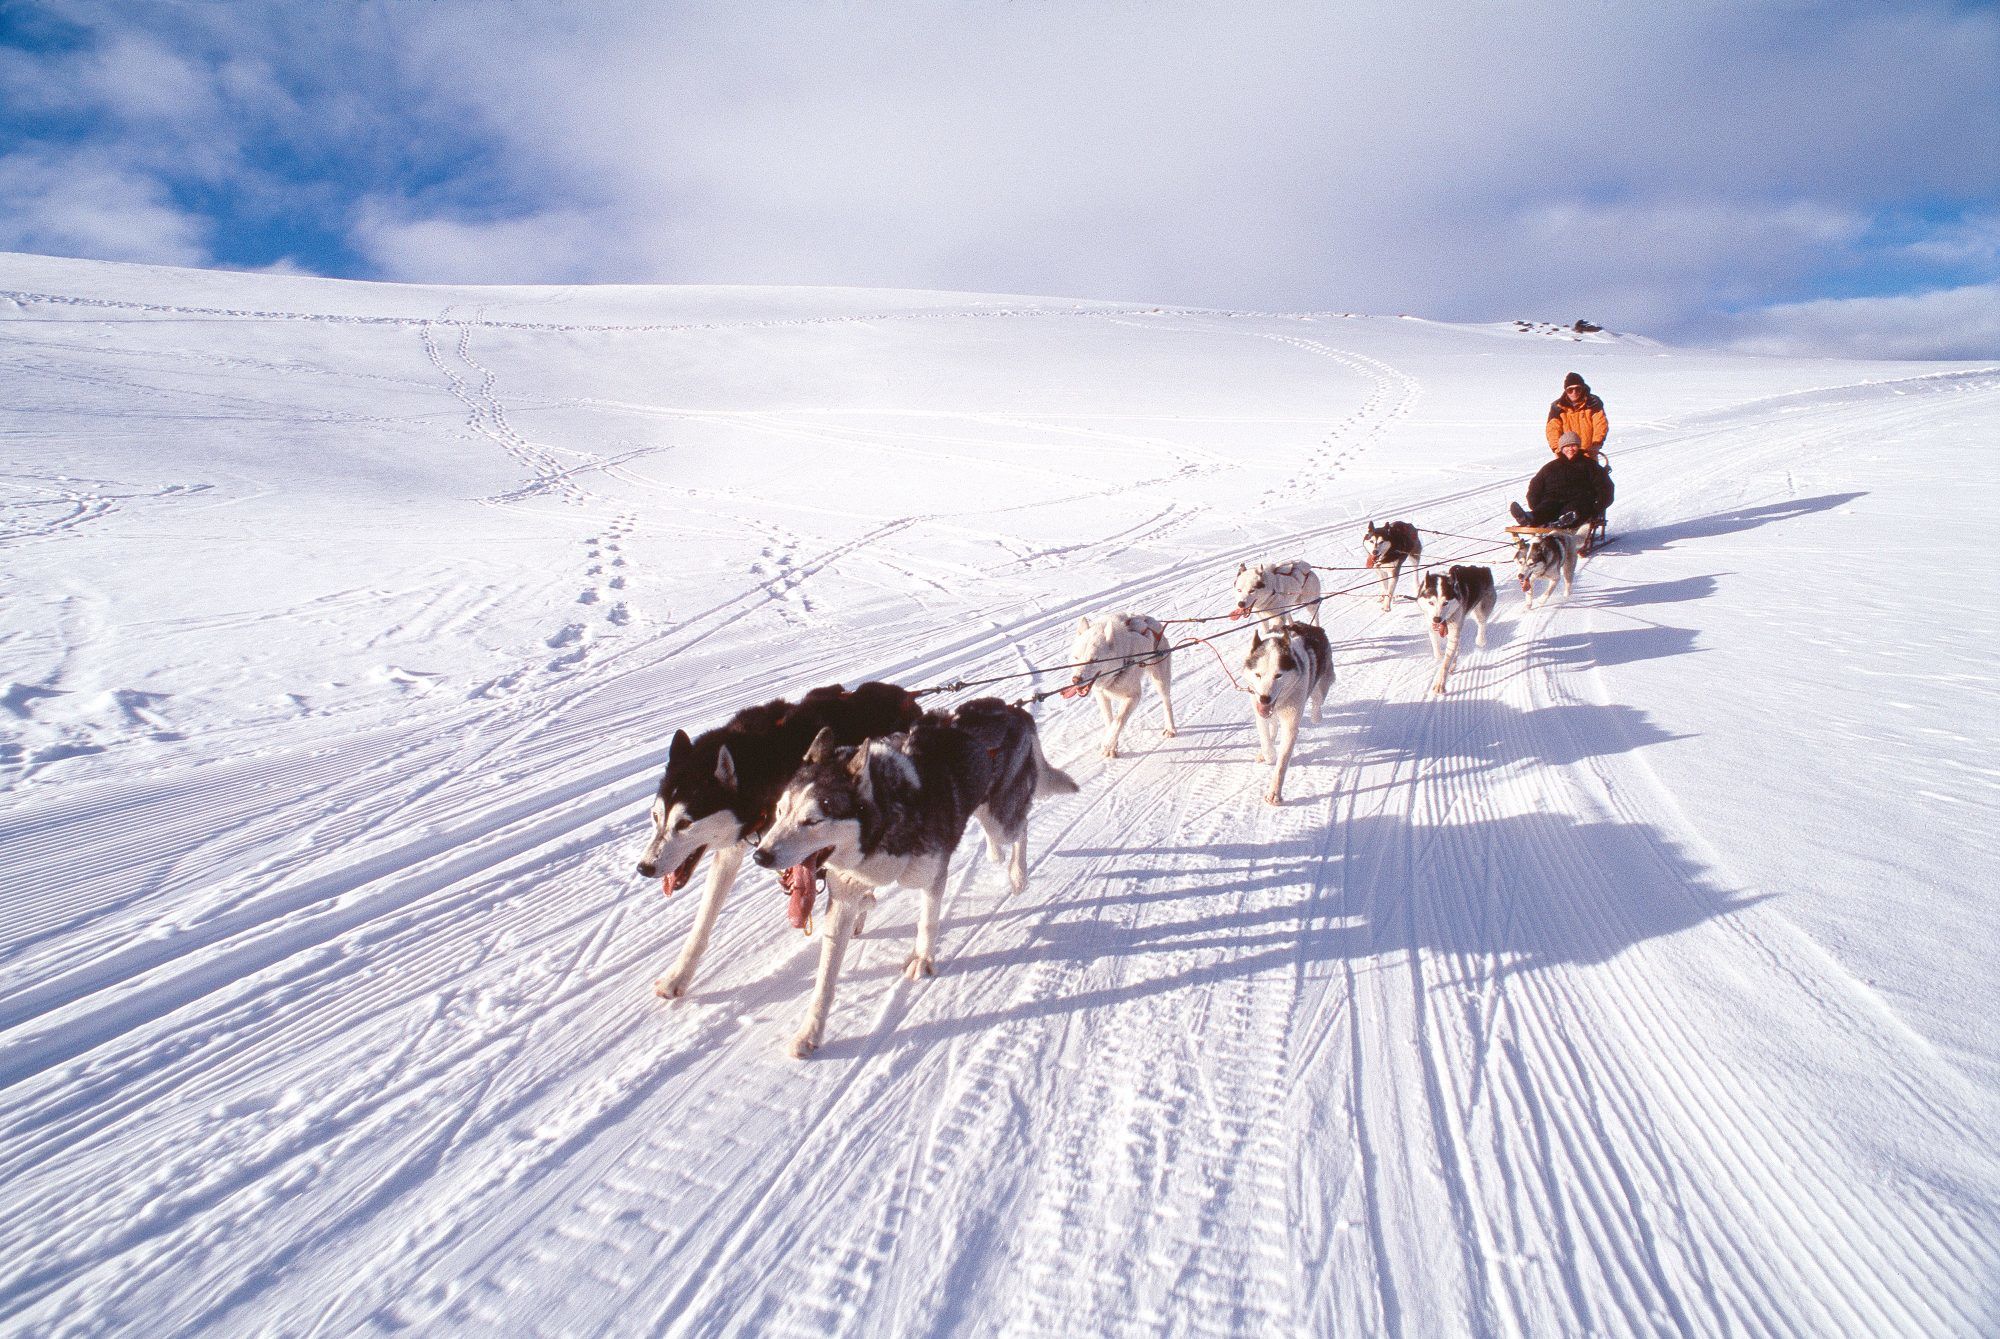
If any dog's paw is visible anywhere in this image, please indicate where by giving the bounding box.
[789,1029,820,1059]
[654,971,692,1000]
[903,953,936,980]
[1264,789,1283,806]
[1161,726,1176,738]
[1101,743,1118,758]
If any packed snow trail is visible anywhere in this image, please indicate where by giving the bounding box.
[2,255,1996,1337]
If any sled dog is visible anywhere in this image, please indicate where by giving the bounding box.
[1233,560,1322,626]
[1513,529,1580,609]
[634,681,920,1000]
[1061,613,1176,757]
[756,699,1078,1057]
[1416,565,1496,694]
[1362,520,1423,611]
[1242,621,1334,805]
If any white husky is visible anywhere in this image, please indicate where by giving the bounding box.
[1233,560,1322,627]
[1241,621,1335,804]
[1415,565,1497,694]
[1062,613,1176,757]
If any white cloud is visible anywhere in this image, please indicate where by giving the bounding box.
[0,151,208,266]
[351,202,603,285]
[1718,283,2000,361]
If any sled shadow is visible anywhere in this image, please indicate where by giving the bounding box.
[1526,626,1702,670]
[1613,492,1866,552]
[1578,574,1720,609]
[842,808,1767,1059]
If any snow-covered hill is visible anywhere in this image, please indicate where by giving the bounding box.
[2,251,1996,1336]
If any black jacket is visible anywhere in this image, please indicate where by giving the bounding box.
[1527,453,1614,518]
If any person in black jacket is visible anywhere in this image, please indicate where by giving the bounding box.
[1509,433,1613,527]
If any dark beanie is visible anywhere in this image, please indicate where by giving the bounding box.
[1563,372,1587,390]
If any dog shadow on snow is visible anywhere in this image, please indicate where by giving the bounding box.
[827,805,1767,1060]
[811,693,1739,1060]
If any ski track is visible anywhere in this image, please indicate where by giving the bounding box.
[2,295,1995,1338]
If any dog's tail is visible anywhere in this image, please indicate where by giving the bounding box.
[1031,729,1080,797]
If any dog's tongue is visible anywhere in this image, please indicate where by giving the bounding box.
[1365,553,1378,569]
[661,871,680,896]
[1229,607,1245,621]
[781,863,817,930]
[1519,576,1531,592]
[1432,618,1448,636]
[1060,681,1091,699]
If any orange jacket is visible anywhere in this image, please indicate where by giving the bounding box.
[1546,391,1608,456]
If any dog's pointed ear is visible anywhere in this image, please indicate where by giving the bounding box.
[713,744,737,790]
[1237,562,1247,574]
[804,726,838,764]
[668,729,691,764]
[851,743,875,805]
[1076,616,1092,634]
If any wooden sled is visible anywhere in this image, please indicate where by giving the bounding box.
[1506,517,1607,555]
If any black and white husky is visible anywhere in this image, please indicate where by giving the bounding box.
[755,698,1079,1057]
[1362,520,1423,611]
[634,681,920,1001]
[1232,560,1322,626]
[1415,566,1496,694]
[1513,529,1580,609]
[1241,621,1334,805]
[1061,613,1176,757]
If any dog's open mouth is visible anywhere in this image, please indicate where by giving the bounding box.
[1229,605,1247,621]
[1060,678,1092,699]
[1365,553,1378,569]
[661,846,706,896]
[1254,699,1273,719]
[780,847,836,930]
[1431,618,1449,636]
[1519,575,1532,592]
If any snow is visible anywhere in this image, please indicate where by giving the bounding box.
[2,249,1996,1336]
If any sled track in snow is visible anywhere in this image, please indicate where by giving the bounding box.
[5,333,1997,1334]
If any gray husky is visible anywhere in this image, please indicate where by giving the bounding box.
[755,698,1078,1056]
[1513,529,1580,609]
[1362,520,1423,611]
[1416,565,1497,694]
[1241,621,1335,805]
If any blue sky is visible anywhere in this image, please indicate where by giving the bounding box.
[3,0,1996,357]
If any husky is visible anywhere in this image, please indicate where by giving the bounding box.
[1060,613,1176,757]
[1513,528,1580,609]
[634,680,921,1001]
[1232,560,1322,626]
[1415,565,1497,694]
[1241,621,1334,805]
[1361,520,1423,611]
[755,698,1078,1057]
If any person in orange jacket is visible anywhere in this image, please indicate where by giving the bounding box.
[1545,372,1608,457]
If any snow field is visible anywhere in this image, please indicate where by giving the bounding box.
[2,252,1997,1336]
